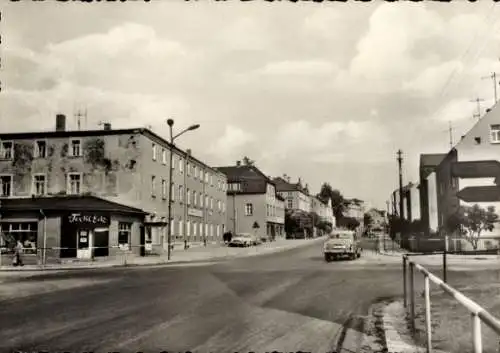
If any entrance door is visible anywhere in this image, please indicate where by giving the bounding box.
[139,225,145,257]
[93,229,109,257]
[77,229,92,259]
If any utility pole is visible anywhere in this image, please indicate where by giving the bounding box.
[482,72,499,103]
[470,97,485,120]
[397,150,404,249]
[74,108,87,131]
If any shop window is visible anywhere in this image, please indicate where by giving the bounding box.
[0,222,38,254]
[199,222,203,236]
[118,223,132,245]
[178,220,183,238]
[193,221,197,236]
[186,220,191,237]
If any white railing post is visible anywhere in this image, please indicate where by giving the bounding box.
[424,275,432,353]
[471,313,483,353]
[403,255,408,308]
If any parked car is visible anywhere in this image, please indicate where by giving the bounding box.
[323,229,362,262]
[229,233,259,247]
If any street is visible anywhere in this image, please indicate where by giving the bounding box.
[0,239,403,353]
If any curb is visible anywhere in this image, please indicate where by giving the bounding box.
[0,238,325,273]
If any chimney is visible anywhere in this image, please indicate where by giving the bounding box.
[298,177,302,185]
[103,123,112,131]
[236,160,241,167]
[56,114,66,132]
[186,149,192,156]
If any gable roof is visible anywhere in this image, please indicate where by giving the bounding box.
[0,195,147,215]
[420,153,447,167]
[273,176,309,194]
[215,164,273,195]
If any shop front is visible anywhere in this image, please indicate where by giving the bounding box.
[60,212,111,259]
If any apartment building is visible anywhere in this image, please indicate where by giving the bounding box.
[389,183,420,223]
[425,102,500,240]
[418,153,446,235]
[0,114,226,262]
[216,161,285,239]
[273,175,311,212]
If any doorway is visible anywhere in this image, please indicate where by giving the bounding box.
[77,229,92,259]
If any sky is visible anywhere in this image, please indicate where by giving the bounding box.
[2,1,500,210]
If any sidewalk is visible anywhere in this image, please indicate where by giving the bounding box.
[0,237,325,278]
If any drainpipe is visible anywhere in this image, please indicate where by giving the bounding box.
[40,209,47,266]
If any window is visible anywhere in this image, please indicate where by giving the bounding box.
[161,179,167,200]
[152,143,157,161]
[193,221,197,236]
[205,223,209,237]
[199,223,203,236]
[245,203,253,216]
[210,224,214,237]
[0,141,13,160]
[187,189,191,205]
[187,162,191,176]
[172,155,176,169]
[287,200,293,209]
[179,158,184,172]
[210,175,213,186]
[200,192,204,207]
[171,183,175,201]
[205,172,209,183]
[170,218,175,235]
[222,202,226,213]
[210,197,213,210]
[118,223,132,245]
[186,220,191,237]
[32,174,46,196]
[178,220,183,237]
[179,185,184,202]
[70,139,82,157]
[193,165,197,179]
[67,173,82,195]
[491,124,500,143]
[162,148,167,164]
[217,224,220,238]
[0,175,13,197]
[34,140,47,158]
[151,175,156,197]
[218,200,221,211]
[193,192,197,206]
[0,222,38,254]
[205,195,209,208]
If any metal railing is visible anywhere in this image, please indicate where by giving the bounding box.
[402,254,500,353]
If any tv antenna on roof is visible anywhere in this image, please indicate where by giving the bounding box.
[74,107,88,131]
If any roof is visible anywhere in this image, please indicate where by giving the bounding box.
[273,177,309,194]
[0,127,225,178]
[0,195,147,215]
[215,164,273,194]
[420,153,447,167]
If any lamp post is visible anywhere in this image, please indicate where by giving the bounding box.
[166,119,200,261]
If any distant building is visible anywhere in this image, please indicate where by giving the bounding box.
[216,161,285,239]
[343,199,365,224]
[0,114,227,263]
[273,175,311,213]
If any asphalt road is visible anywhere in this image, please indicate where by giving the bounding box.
[0,239,404,353]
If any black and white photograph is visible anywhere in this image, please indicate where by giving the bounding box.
[1,0,500,352]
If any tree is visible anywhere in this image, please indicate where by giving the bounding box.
[319,182,348,221]
[338,217,360,231]
[363,213,373,230]
[448,204,499,250]
[242,156,255,166]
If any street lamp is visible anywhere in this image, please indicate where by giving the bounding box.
[166,119,200,261]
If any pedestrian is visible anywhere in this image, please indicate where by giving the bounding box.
[13,240,24,267]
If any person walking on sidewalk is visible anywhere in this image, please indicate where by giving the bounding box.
[13,240,24,267]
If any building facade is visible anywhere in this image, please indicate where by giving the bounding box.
[419,153,447,235]
[217,161,285,239]
[273,175,311,212]
[0,114,227,260]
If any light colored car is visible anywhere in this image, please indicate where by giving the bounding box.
[229,233,258,247]
[323,230,362,262]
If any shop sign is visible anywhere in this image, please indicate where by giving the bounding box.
[188,208,203,218]
[67,213,110,227]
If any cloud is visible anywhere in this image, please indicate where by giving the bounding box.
[208,125,256,163]
[258,60,338,76]
[403,60,464,97]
